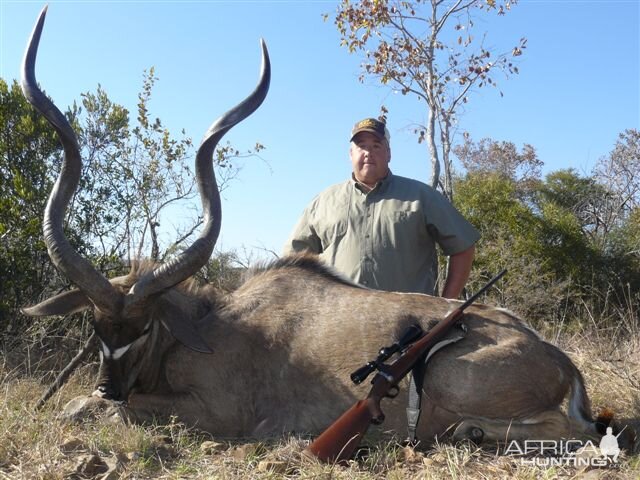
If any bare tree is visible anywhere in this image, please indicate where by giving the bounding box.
[590,128,640,252]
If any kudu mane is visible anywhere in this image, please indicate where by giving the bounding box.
[245,253,362,289]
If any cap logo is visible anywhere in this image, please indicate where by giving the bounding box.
[357,119,379,130]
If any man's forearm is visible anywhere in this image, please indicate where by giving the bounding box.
[441,245,475,299]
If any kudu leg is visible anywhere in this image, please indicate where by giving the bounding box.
[452,409,578,444]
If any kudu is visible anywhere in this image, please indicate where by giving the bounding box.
[20,7,632,451]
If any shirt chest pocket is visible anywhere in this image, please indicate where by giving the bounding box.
[380,209,426,249]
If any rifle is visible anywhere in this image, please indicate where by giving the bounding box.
[303,269,507,464]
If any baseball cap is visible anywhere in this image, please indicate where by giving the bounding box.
[350,118,390,143]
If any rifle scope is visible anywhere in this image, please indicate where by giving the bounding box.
[350,324,424,384]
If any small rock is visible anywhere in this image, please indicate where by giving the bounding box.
[61,396,118,424]
[422,457,435,467]
[60,438,86,454]
[73,454,108,477]
[98,453,128,480]
[257,460,288,474]
[127,451,142,462]
[200,440,227,455]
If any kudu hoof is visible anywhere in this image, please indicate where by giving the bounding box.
[452,422,485,445]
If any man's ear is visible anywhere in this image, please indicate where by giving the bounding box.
[22,289,92,316]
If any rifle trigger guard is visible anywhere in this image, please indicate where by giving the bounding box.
[386,385,400,399]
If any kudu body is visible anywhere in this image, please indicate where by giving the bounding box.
[21,7,629,449]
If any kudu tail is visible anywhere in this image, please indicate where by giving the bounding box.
[566,356,637,451]
[566,365,597,435]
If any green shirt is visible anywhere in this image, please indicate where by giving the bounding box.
[284,173,479,295]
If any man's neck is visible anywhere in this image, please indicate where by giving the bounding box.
[352,171,391,192]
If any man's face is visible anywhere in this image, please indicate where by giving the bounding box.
[350,132,391,188]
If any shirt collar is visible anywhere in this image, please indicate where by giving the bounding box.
[351,170,394,194]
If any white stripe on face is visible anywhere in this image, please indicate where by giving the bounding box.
[112,343,132,360]
[101,339,132,360]
[100,321,152,360]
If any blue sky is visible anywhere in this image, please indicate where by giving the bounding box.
[1,0,638,260]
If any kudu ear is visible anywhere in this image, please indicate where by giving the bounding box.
[22,289,92,316]
[154,297,214,354]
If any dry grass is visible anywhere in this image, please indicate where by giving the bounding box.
[1,328,638,479]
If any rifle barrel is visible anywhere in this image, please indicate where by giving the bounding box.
[460,269,507,310]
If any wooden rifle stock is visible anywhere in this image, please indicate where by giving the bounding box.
[301,399,377,464]
[304,270,506,464]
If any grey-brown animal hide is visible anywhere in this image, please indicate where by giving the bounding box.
[30,255,604,446]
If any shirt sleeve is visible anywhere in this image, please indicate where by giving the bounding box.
[423,189,480,256]
[283,201,323,255]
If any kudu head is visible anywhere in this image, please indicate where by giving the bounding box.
[20,6,270,399]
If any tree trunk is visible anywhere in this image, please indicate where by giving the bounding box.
[441,116,454,202]
[427,104,440,189]
[427,0,440,189]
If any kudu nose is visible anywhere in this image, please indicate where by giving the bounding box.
[92,384,120,400]
[93,359,125,400]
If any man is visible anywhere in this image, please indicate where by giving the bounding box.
[284,118,478,299]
